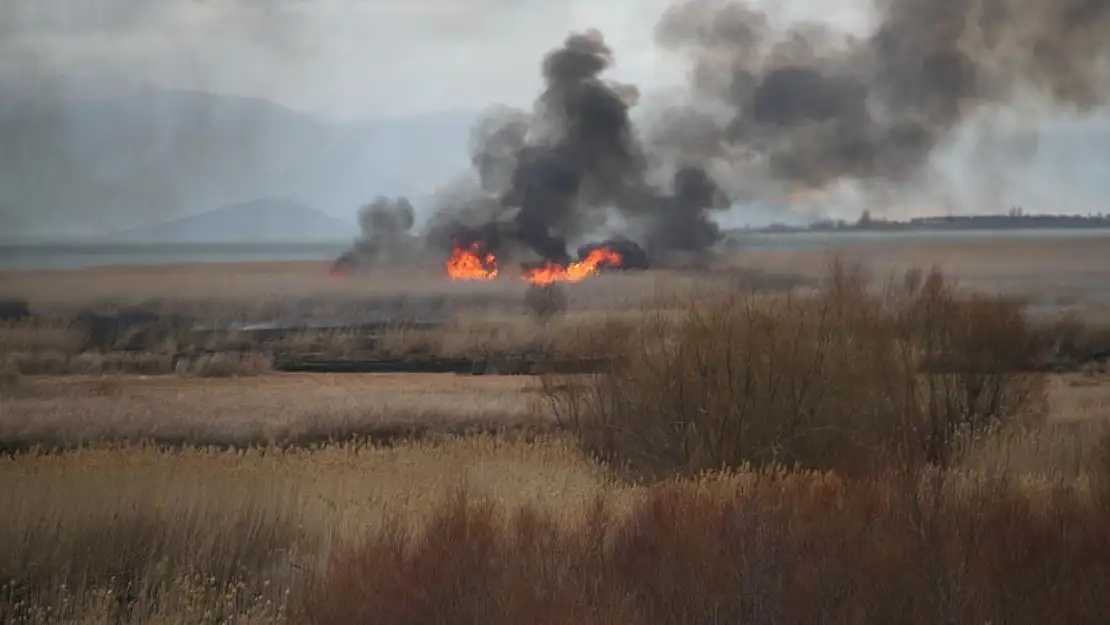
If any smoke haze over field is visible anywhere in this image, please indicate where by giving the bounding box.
[0,0,675,238]
[2,0,1110,247]
[346,0,1110,269]
[649,0,1110,202]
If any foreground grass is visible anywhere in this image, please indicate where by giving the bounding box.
[1,438,613,624]
[4,434,1110,624]
[309,469,1110,625]
[6,260,1110,624]
[0,374,542,454]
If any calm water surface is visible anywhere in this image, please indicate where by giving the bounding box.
[3,229,1110,271]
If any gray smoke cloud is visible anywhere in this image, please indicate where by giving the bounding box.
[7,1,1108,250]
[333,196,418,273]
[344,0,1110,274]
[651,0,1110,196]
[398,29,731,272]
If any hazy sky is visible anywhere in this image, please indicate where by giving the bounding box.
[0,0,870,121]
[1,0,1106,239]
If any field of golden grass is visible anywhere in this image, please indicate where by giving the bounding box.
[4,239,1110,624]
[1,438,614,624]
[0,374,543,453]
[0,260,716,320]
[5,432,1110,624]
[2,369,1107,454]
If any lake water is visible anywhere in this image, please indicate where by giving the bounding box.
[0,242,351,271]
[2,229,1109,271]
[728,228,1110,250]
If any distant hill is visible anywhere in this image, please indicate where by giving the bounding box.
[114,197,356,243]
[4,76,1109,241]
[0,81,477,239]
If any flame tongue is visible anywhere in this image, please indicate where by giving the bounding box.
[446,243,499,280]
[445,243,623,283]
[523,248,623,285]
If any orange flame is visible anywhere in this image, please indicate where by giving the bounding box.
[446,243,499,280]
[523,248,623,285]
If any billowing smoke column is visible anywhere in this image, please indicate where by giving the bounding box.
[422,29,733,272]
[340,0,1110,274]
[331,196,417,274]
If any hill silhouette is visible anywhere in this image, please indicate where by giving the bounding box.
[0,81,475,239]
[114,197,356,243]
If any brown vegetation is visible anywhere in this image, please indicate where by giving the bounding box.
[541,262,1047,479]
[4,247,1110,374]
[0,374,541,454]
[1,438,608,625]
[3,256,1110,624]
[306,471,1110,625]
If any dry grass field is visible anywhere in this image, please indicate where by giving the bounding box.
[4,237,1110,307]
[0,374,543,454]
[4,239,1110,624]
[0,260,717,323]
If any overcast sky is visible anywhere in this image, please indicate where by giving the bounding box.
[0,0,871,121]
[2,0,1106,237]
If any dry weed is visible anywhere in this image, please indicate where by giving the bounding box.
[0,319,84,354]
[0,438,613,624]
[305,468,1110,625]
[542,262,1047,479]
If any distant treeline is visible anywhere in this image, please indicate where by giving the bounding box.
[746,209,1110,234]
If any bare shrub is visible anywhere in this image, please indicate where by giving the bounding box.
[543,262,1047,479]
[1034,312,1110,368]
[525,283,569,324]
[7,351,72,376]
[879,266,1047,465]
[304,475,1110,625]
[544,284,910,479]
[69,352,107,375]
[0,319,84,354]
[0,357,21,395]
[301,489,617,625]
[173,357,191,376]
[189,352,272,378]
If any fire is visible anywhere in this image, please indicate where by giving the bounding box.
[523,248,623,285]
[446,243,499,280]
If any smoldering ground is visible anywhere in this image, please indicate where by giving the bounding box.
[340,0,1110,273]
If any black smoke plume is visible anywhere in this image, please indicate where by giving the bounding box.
[419,29,734,271]
[340,0,1110,274]
[578,237,649,270]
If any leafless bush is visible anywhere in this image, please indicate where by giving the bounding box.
[524,283,569,324]
[0,357,20,395]
[305,475,1110,625]
[885,267,1047,464]
[0,319,84,354]
[542,262,1047,480]
[190,353,273,378]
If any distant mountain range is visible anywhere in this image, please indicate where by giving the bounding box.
[0,81,477,239]
[2,78,1107,241]
[112,197,356,243]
